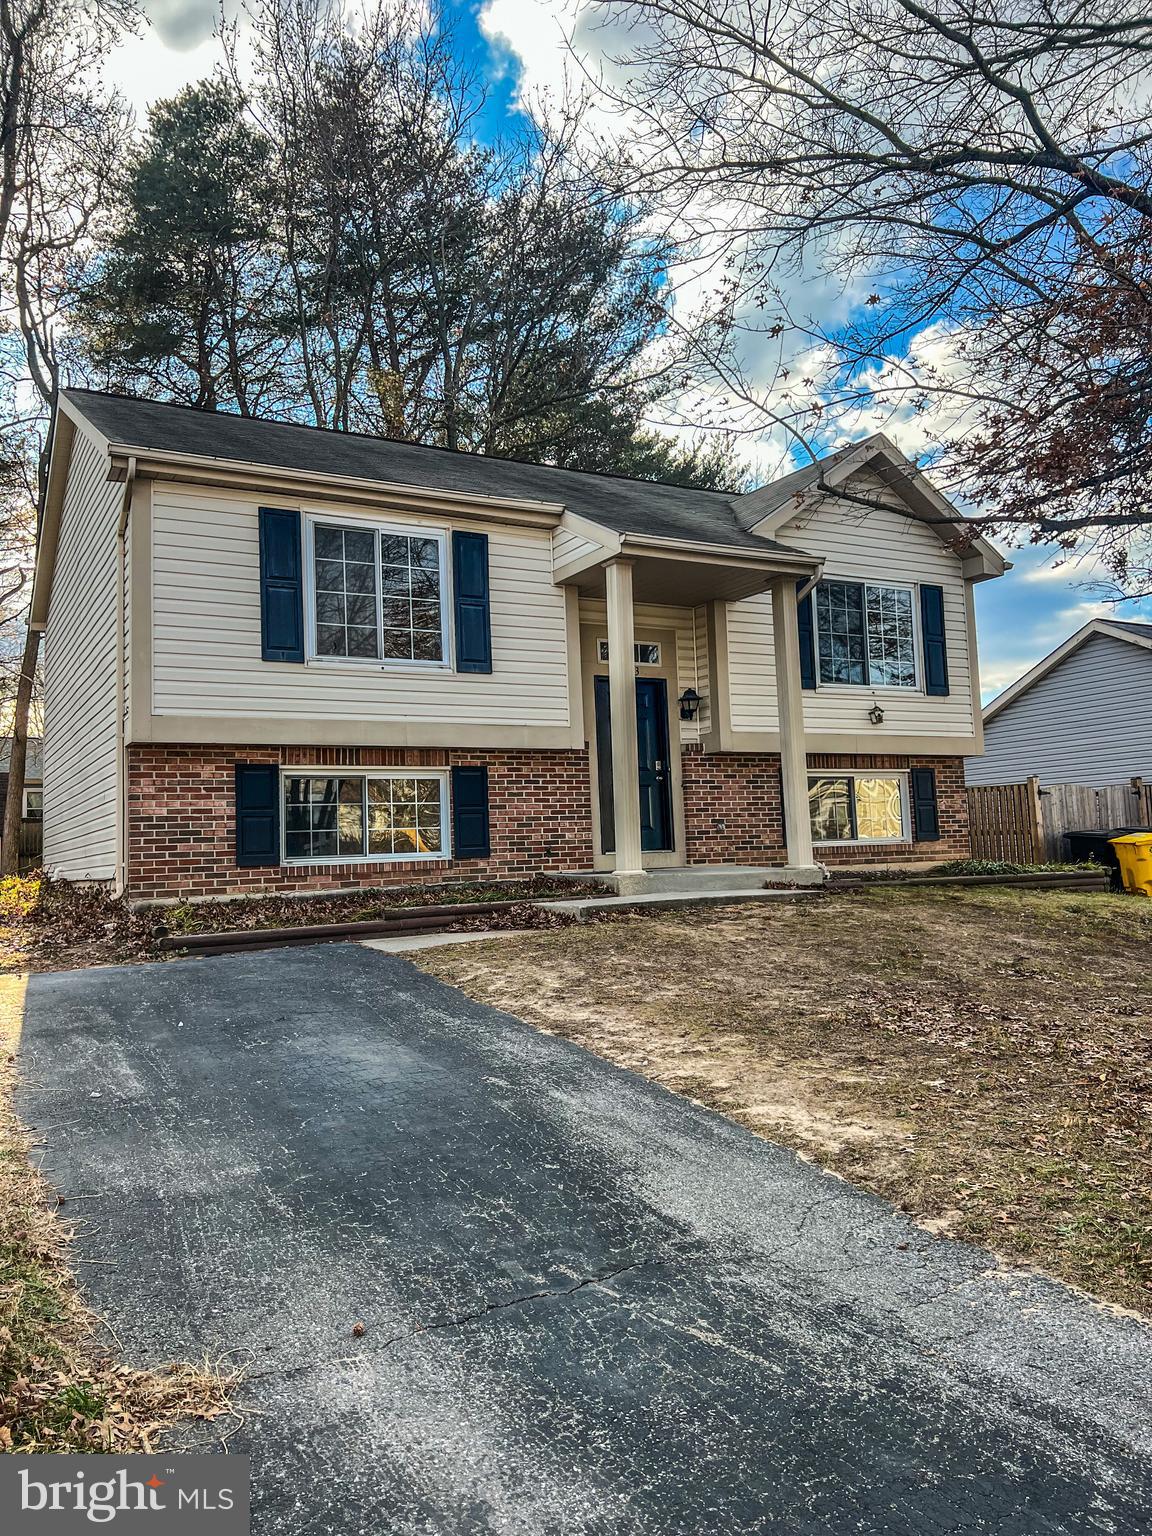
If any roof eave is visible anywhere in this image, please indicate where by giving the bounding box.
[618,530,820,569]
[105,443,568,526]
[29,401,86,631]
[742,437,1007,582]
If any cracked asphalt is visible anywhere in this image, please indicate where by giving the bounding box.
[14,943,1152,1534]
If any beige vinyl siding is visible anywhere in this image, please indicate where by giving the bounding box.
[966,634,1152,787]
[150,485,571,726]
[552,526,604,573]
[729,487,975,738]
[42,428,121,881]
[727,594,778,731]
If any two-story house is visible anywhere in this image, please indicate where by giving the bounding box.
[31,390,1005,901]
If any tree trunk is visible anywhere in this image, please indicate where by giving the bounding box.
[2,624,40,876]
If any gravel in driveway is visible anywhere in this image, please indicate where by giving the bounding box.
[14,944,1152,1534]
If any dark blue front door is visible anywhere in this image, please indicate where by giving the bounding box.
[594,676,673,854]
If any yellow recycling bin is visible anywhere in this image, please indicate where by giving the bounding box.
[1109,832,1152,897]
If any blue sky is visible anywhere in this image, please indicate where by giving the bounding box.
[114,0,1152,701]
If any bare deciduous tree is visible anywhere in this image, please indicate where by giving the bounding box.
[600,0,1152,586]
[0,0,130,871]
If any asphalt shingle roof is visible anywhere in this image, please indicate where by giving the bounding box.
[63,389,811,558]
[1100,620,1152,642]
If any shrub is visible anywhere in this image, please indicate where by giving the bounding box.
[0,876,42,923]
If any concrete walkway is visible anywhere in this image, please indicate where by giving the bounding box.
[13,945,1152,1534]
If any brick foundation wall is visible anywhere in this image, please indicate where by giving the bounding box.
[682,747,969,867]
[126,744,593,900]
[126,741,969,900]
[682,749,786,864]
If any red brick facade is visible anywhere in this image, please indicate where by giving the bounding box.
[680,747,969,868]
[681,749,786,864]
[807,753,970,866]
[126,744,594,900]
[126,742,969,899]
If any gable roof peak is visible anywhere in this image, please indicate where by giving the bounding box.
[983,616,1152,722]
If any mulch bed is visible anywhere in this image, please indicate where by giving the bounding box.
[0,876,604,973]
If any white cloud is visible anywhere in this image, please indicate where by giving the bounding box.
[979,657,1039,700]
[1031,600,1116,642]
[139,0,220,51]
[108,21,226,117]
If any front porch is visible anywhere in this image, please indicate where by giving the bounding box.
[554,532,826,891]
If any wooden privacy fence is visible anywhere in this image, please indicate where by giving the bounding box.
[967,777,1152,863]
[15,818,41,872]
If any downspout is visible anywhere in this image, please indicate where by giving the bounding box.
[113,456,136,898]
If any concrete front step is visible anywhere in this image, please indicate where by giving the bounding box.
[537,887,823,919]
[558,865,826,897]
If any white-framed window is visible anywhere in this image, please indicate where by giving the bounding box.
[814,580,917,689]
[808,773,909,844]
[596,639,661,666]
[305,514,449,666]
[282,770,450,863]
[22,787,42,820]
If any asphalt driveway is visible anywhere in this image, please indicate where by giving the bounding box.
[13,943,1152,1534]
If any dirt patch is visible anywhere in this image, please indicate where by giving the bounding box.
[419,886,1152,1313]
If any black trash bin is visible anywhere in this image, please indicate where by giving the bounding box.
[1064,827,1148,887]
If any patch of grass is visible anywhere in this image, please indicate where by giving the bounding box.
[0,877,42,924]
[419,884,1152,1314]
[0,995,238,1450]
[855,857,1103,880]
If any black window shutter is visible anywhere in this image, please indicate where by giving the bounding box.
[796,582,816,690]
[593,677,615,854]
[235,764,280,867]
[259,507,305,662]
[452,531,492,673]
[451,765,490,858]
[910,767,940,842]
[919,585,949,696]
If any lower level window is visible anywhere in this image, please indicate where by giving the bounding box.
[809,774,906,843]
[283,772,447,861]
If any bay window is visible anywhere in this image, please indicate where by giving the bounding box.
[814,580,916,688]
[808,773,907,844]
[283,771,448,862]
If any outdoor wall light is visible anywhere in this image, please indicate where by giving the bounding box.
[679,687,702,721]
[868,702,886,726]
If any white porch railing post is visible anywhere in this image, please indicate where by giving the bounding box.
[770,576,817,871]
[605,558,644,877]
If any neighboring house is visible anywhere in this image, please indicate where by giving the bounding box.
[31,390,1005,901]
[0,737,44,824]
[966,620,1152,789]
[0,738,44,871]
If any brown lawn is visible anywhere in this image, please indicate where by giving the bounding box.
[418,886,1152,1314]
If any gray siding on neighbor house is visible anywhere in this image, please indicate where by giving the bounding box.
[966,633,1152,787]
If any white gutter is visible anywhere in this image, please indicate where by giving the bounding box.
[618,530,821,569]
[106,443,567,521]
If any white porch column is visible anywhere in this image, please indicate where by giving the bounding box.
[770,576,818,872]
[605,558,644,877]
